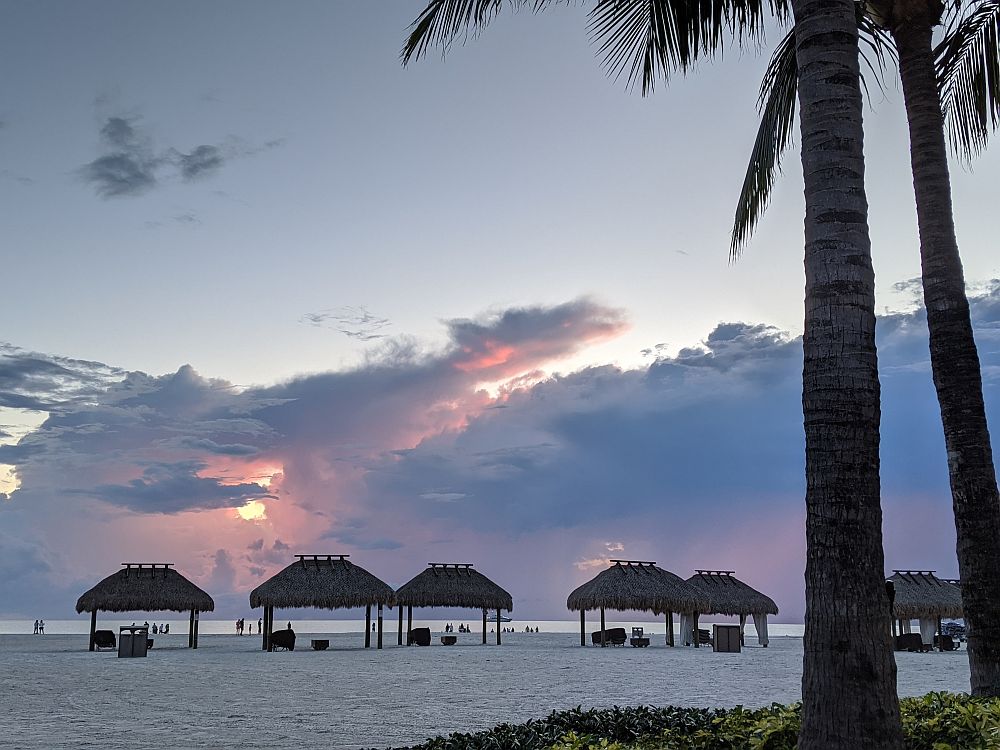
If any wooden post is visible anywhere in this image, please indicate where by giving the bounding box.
[193,609,200,649]
[937,616,943,651]
[188,609,195,648]
[365,604,372,648]
[580,609,586,647]
[667,611,674,647]
[482,608,487,645]
[496,609,501,645]
[89,610,97,652]
[261,608,268,650]
[739,614,747,646]
[600,607,606,647]
[693,612,699,648]
[267,606,274,652]
[406,605,412,646]
[377,604,383,649]
[397,606,403,646]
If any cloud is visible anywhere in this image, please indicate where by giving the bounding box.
[301,306,392,341]
[79,115,280,199]
[2,288,999,619]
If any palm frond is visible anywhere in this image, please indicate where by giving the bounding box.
[588,0,790,94]
[402,0,534,65]
[936,0,1000,159]
[729,28,796,257]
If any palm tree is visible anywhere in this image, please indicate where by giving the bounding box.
[734,0,1000,696]
[402,1,902,745]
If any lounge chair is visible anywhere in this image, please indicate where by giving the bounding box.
[440,635,457,645]
[896,633,932,652]
[93,630,116,650]
[591,628,627,646]
[270,629,296,651]
[408,627,431,646]
[934,635,958,651]
[311,639,329,650]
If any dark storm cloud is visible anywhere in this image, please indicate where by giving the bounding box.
[85,460,275,514]
[0,344,125,411]
[179,437,260,456]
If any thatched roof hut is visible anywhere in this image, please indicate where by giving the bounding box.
[250,555,395,651]
[566,560,711,647]
[567,560,708,615]
[684,571,779,617]
[888,570,963,620]
[77,563,214,614]
[76,563,214,651]
[395,563,512,645]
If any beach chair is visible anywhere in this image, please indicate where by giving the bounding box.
[895,633,931,652]
[591,628,627,646]
[93,630,116,650]
[934,635,957,651]
[440,635,457,645]
[270,629,296,651]
[407,627,431,646]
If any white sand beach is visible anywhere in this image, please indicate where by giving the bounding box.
[0,628,972,750]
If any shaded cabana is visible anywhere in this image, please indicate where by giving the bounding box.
[249,554,395,651]
[395,563,513,645]
[567,560,710,647]
[76,562,214,651]
[887,570,963,650]
[684,570,779,647]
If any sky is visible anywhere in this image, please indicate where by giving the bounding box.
[0,1,998,621]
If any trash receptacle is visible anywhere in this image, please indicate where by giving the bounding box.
[713,624,741,653]
[118,626,149,658]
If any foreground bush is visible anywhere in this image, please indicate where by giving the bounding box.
[376,693,1000,750]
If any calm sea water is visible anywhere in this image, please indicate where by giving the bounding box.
[1,617,805,637]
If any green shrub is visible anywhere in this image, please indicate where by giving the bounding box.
[371,693,1000,750]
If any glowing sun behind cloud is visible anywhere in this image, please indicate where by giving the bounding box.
[236,500,267,521]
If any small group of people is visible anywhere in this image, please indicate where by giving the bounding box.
[444,623,470,633]
[235,618,260,635]
[32,619,45,634]
[523,626,539,633]
[150,623,169,634]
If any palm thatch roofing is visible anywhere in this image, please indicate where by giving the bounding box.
[888,570,964,619]
[249,555,395,609]
[395,563,513,611]
[76,563,215,614]
[566,560,710,615]
[685,570,779,617]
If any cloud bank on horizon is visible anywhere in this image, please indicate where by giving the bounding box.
[1,288,998,621]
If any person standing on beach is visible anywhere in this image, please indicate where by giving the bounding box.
[38,619,44,634]
[258,617,262,633]
[33,620,38,634]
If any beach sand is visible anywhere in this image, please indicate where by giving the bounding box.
[0,632,971,749]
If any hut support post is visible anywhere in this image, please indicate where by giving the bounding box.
[397,606,403,646]
[406,606,412,646]
[580,610,586,647]
[188,609,195,648]
[693,612,700,648]
[937,616,943,651]
[88,610,97,652]
[193,609,200,649]
[739,614,746,646]
[496,609,501,645]
[267,606,274,652]
[667,611,674,647]
[482,608,487,645]
[365,604,372,648]
[600,607,606,647]
[377,604,383,649]
[261,608,268,650]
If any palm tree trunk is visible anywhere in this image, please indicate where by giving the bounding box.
[893,19,1000,697]
[791,0,903,744]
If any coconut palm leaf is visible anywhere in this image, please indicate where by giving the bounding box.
[404,0,789,94]
[729,12,894,256]
[936,0,1000,159]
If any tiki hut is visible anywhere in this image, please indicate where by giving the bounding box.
[684,570,779,647]
[76,563,214,650]
[566,560,711,647]
[395,563,513,645]
[887,570,963,650]
[249,554,395,651]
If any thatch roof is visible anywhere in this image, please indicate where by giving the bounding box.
[76,563,215,614]
[566,560,711,615]
[684,570,779,616]
[249,555,395,609]
[395,563,513,611]
[888,570,964,619]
